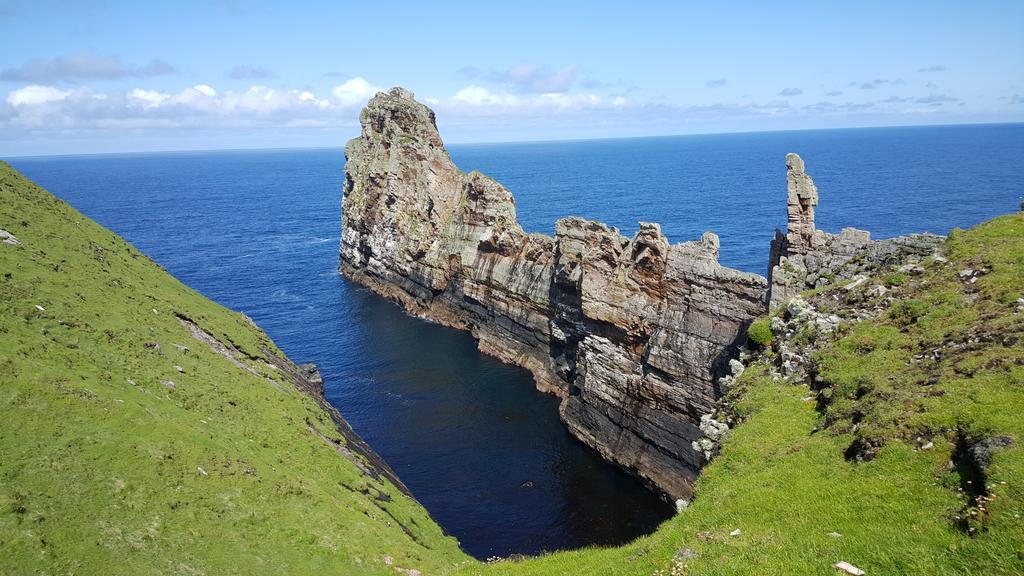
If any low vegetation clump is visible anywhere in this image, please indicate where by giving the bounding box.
[746,317,773,349]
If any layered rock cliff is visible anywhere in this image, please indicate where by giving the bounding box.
[767,153,944,309]
[340,88,767,499]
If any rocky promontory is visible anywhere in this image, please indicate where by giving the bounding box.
[340,88,767,499]
[339,88,947,501]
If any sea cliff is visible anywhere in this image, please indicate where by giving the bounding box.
[339,88,949,502]
[340,88,767,499]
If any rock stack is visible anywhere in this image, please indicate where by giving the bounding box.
[767,154,944,309]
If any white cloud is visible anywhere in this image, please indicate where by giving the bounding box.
[192,84,217,97]
[451,86,517,107]
[1,78,382,133]
[7,85,71,106]
[127,88,168,109]
[0,77,996,151]
[444,85,617,115]
[331,77,382,106]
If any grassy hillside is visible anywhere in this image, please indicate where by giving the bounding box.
[0,162,469,575]
[456,212,1024,576]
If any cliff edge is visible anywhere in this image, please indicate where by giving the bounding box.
[340,88,768,500]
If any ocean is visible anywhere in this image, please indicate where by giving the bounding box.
[8,122,1023,558]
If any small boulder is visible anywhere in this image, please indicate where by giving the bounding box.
[1,229,20,245]
[866,285,888,298]
[787,297,812,320]
[729,358,745,377]
[833,561,865,575]
[674,548,696,560]
[843,275,870,292]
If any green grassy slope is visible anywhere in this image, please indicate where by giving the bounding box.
[459,213,1024,576]
[0,162,469,575]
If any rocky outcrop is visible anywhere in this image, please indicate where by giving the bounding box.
[339,88,767,500]
[767,153,945,310]
[339,88,948,501]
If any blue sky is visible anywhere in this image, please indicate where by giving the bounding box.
[1,0,1022,155]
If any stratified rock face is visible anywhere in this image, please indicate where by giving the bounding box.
[767,154,945,309]
[340,87,559,392]
[340,88,767,499]
[784,152,818,253]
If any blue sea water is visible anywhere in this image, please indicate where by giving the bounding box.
[7,122,1023,559]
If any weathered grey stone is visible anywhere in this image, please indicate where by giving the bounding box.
[833,561,866,575]
[0,229,20,245]
[768,154,944,310]
[339,88,768,500]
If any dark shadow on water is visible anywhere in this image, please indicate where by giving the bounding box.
[329,283,674,559]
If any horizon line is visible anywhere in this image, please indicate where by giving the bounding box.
[3,119,1022,161]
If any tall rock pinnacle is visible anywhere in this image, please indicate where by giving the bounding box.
[784,153,819,254]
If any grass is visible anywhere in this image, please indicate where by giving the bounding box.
[746,318,772,349]
[0,162,468,575]
[3,160,1022,575]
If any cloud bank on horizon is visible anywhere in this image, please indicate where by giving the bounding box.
[0,0,1021,155]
